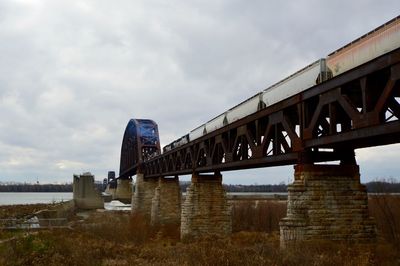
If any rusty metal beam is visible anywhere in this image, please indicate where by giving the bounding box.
[125,48,400,178]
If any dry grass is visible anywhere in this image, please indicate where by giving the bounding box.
[2,228,397,266]
[0,196,399,265]
[0,204,50,219]
[369,195,400,247]
[232,200,286,233]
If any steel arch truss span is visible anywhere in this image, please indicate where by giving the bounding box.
[119,119,160,179]
[143,48,400,178]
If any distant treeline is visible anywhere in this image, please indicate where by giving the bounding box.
[0,184,73,192]
[0,181,399,193]
[224,184,287,192]
[365,181,400,193]
[0,183,103,192]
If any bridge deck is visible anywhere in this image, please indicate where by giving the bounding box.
[120,47,400,178]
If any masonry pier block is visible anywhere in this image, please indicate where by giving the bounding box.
[131,173,158,218]
[280,164,376,247]
[73,172,104,209]
[151,176,181,226]
[181,173,232,239]
[105,185,116,199]
[114,179,132,203]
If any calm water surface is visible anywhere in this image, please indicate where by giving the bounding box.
[0,192,73,205]
[0,192,287,205]
[0,192,394,206]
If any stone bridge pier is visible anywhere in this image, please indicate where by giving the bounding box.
[280,164,376,247]
[73,172,104,209]
[181,172,232,239]
[131,172,231,239]
[114,179,132,204]
[131,174,182,226]
[132,163,374,245]
[151,176,181,226]
[131,174,159,218]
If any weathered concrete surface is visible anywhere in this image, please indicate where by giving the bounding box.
[151,176,181,226]
[280,164,376,247]
[114,179,132,204]
[181,173,232,239]
[131,173,158,218]
[105,185,116,199]
[73,173,104,210]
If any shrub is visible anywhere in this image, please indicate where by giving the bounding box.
[232,200,286,233]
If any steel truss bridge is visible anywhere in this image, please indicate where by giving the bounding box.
[119,48,400,179]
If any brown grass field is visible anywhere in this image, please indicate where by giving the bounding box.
[0,196,399,266]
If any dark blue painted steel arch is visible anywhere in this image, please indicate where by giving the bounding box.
[119,119,160,178]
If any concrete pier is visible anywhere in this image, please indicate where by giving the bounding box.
[181,173,231,239]
[104,184,116,199]
[73,172,104,209]
[280,164,376,247]
[151,176,181,226]
[114,179,132,203]
[131,173,158,219]
[104,171,117,199]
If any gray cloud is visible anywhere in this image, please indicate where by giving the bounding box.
[0,0,399,184]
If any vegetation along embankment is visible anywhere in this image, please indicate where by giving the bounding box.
[1,180,399,193]
[0,191,399,265]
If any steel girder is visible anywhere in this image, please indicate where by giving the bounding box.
[141,48,400,178]
[119,119,160,179]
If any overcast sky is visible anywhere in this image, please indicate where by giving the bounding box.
[0,0,399,184]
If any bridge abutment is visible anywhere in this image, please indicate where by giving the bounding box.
[73,172,104,209]
[151,176,181,226]
[114,179,132,203]
[181,172,232,239]
[131,173,158,218]
[280,164,376,247]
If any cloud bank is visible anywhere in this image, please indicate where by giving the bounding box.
[0,0,399,184]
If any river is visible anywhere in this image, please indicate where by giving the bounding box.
[0,192,289,205]
[0,192,73,205]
